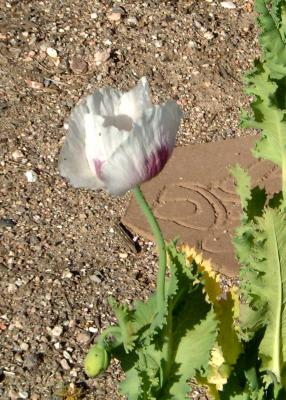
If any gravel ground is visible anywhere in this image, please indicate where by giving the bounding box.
[1,0,257,399]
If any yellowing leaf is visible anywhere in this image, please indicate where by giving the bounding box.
[181,245,242,394]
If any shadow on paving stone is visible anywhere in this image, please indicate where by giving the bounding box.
[122,136,281,277]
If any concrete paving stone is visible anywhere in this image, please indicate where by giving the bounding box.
[122,136,281,276]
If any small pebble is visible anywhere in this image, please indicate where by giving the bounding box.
[119,252,128,259]
[60,358,70,370]
[63,350,73,363]
[51,325,63,337]
[14,353,23,363]
[188,40,198,49]
[62,269,73,279]
[203,31,214,40]
[69,56,88,74]
[88,326,98,333]
[12,149,24,160]
[25,170,38,183]
[127,16,138,25]
[7,283,17,293]
[221,1,236,9]
[76,331,90,344]
[0,218,16,230]
[26,80,43,89]
[46,47,58,58]
[19,391,29,399]
[94,49,110,64]
[8,390,18,400]
[70,369,78,377]
[19,342,29,351]
[0,321,7,330]
[23,354,42,370]
[90,274,102,283]
[108,12,122,22]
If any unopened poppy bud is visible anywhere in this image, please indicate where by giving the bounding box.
[84,344,110,377]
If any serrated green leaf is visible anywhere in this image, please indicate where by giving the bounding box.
[132,294,157,334]
[163,294,217,400]
[152,245,218,399]
[242,1,286,202]
[242,62,286,173]
[231,165,252,216]
[109,298,137,352]
[220,329,266,400]
[269,191,283,209]
[255,0,286,79]
[216,290,242,367]
[116,244,218,400]
[235,208,286,387]
[183,246,242,394]
[120,365,142,400]
[231,166,266,222]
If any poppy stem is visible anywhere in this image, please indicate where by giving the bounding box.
[133,185,166,311]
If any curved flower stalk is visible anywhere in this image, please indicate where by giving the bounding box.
[59,77,182,196]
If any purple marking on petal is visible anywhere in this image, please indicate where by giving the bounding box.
[94,159,104,180]
[144,144,170,181]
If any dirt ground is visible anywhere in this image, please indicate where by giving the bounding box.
[1,0,257,399]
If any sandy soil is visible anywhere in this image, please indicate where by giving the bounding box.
[1,0,257,398]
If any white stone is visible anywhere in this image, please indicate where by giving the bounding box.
[221,1,236,9]
[94,49,110,64]
[127,16,138,25]
[51,325,63,337]
[19,391,29,399]
[25,170,38,183]
[88,326,98,333]
[46,47,58,58]
[108,12,121,22]
[60,358,70,370]
[119,252,128,259]
[62,269,73,279]
[19,342,29,351]
[204,31,214,40]
[7,283,17,293]
[12,149,24,160]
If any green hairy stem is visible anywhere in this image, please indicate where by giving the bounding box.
[133,185,166,312]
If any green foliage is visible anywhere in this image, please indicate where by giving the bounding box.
[94,243,218,400]
[255,0,286,79]
[242,0,286,201]
[235,206,286,388]
[235,3,286,393]
[108,298,137,353]
[183,247,242,396]
[85,1,286,399]
[230,166,266,221]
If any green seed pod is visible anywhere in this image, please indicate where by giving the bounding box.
[84,344,110,377]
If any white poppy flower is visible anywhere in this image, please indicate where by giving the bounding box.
[59,77,182,196]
